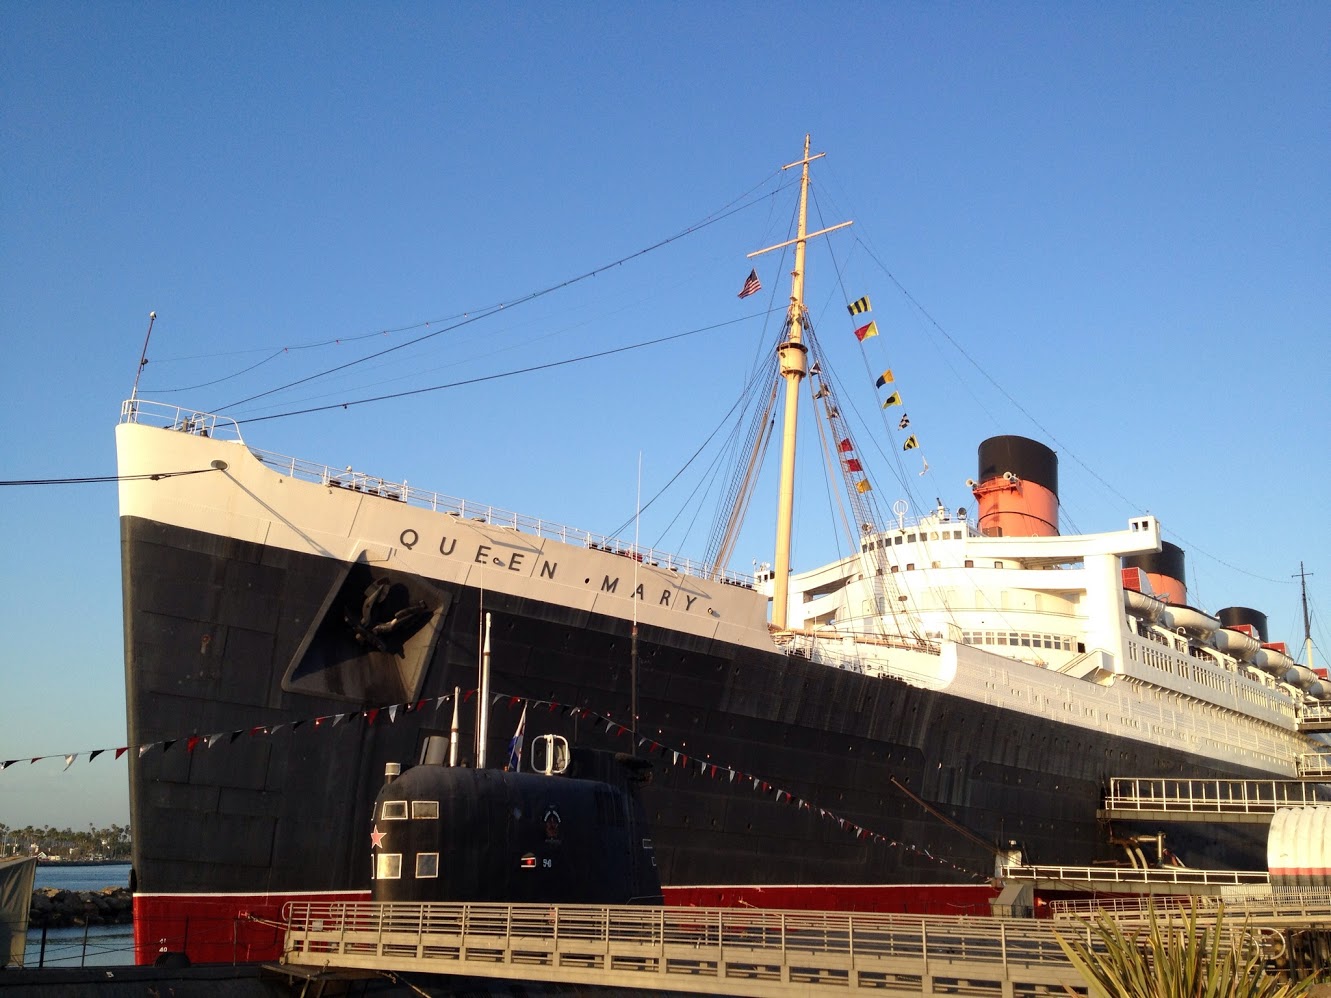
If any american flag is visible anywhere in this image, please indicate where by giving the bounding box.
[738,269,762,299]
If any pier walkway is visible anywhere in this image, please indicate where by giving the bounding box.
[280,900,1096,997]
[1101,776,1331,823]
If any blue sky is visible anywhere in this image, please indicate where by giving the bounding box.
[1,3,1327,829]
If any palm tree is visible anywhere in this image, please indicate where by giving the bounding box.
[1053,899,1316,998]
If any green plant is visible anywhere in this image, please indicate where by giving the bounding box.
[1053,899,1313,998]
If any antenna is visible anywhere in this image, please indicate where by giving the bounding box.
[130,311,157,402]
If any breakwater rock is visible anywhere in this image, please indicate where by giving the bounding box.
[29,887,133,927]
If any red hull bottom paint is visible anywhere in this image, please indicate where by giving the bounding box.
[133,890,370,965]
[661,883,1000,916]
[135,883,1000,964]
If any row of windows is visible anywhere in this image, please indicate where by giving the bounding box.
[375,852,438,879]
[378,800,439,820]
[961,630,1073,651]
[863,529,966,551]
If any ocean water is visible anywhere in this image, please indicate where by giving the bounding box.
[22,862,134,969]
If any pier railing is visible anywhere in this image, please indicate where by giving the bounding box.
[281,900,1097,996]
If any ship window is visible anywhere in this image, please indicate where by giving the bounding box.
[412,801,439,819]
[890,565,899,573]
[894,536,902,545]
[994,561,1004,569]
[907,534,916,543]
[376,853,402,879]
[380,801,408,820]
[415,852,439,878]
[906,563,915,571]
[964,560,974,568]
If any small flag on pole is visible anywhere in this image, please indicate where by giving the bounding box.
[856,480,872,494]
[837,438,854,453]
[738,269,762,299]
[843,458,863,472]
[853,321,878,342]
[875,369,894,388]
[507,704,527,772]
[898,413,910,430]
[881,392,902,408]
[919,458,930,476]
[847,296,871,316]
[903,435,919,451]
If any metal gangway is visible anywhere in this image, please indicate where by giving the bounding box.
[999,864,1271,897]
[1101,776,1331,823]
[280,900,1099,997]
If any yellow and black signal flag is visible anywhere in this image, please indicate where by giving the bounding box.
[853,321,878,342]
[874,369,894,388]
[855,480,872,494]
[881,391,902,408]
[902,435,919,451]
[847,296,871,316]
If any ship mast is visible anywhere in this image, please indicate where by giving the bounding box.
[1296,562,1315,672]
[748,135,851,629]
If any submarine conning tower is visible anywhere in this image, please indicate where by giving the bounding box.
[973,435,1059,537]
[1123,541,1188,606]
[1218,605,1270,643]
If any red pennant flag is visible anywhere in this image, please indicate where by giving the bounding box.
[837,438,853,453]
[843,458,862,472]
[366,708,380,726]
[186,736,201,754]
[463,689,476,703]
[115,747,129,760]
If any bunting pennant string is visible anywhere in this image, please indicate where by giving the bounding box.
[0,685,983,880]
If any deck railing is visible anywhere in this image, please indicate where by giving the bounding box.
[121,399,753,588]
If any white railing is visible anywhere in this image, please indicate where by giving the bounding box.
[121,399,754,588]
[1050,887,1331,921]
[1000,864,1271,888]
[1104,777,1331,814]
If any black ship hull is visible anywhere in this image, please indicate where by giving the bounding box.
[123,514,1271,915]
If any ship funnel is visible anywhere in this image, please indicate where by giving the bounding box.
[1123,542,1187,606]
[1218,606,1270,643]
[973,436,1059,537]
[384,762,401,785]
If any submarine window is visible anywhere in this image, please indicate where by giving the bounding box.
[412,801,439,819]
[381,801,408,820]
[376,853,402,879]
[415,853,439,878]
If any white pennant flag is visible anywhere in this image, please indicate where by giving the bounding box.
[63,754,76,771]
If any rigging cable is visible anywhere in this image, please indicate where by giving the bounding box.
[234,314,771,424]
[211,173,794,410]
[0,467,225,487]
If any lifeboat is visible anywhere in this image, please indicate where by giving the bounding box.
[1211,626,1261,662]
[1254,644,1296,676]
[1123,589,1165,621]
[1159,604,1219,635]
[1283,665,1319,691]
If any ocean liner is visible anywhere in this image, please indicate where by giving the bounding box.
[117,137,1328,963]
